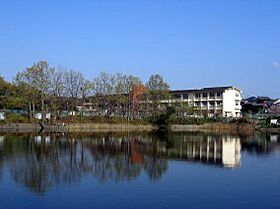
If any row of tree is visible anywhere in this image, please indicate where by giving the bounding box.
[0,61,170,121]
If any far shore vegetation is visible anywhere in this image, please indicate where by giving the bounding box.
[0,60,278,130]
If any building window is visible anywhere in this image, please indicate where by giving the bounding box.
[209,101,214,106]
[216,93,221,97]
[216,102,222,106]
[173,94,181,99]
[209,93,215,98]
[195,93,200,98]
[183,94,188,99]
[235,93,240,97]
[202,93,207,98]
[202,101,207,106]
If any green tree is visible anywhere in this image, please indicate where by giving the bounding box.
[0,76,26,110]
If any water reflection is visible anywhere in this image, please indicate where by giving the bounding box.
[0,136,4,181]
[161,134,241,168]
[0,132,279,194]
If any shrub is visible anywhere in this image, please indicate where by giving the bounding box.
[5,112,29,123]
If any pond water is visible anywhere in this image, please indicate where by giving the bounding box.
[0,132,279,209]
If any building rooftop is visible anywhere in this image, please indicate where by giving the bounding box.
[171,86,240,94]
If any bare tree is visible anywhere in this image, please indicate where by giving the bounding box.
[49,66,65,120]
[64,70,82,113]
[80,79,94,117]
[63,70,91,115]
[123,75,143,119]
[14,61,52,120]
[92,72,143,117]
[92,72,115,116]
[144,74,170,118]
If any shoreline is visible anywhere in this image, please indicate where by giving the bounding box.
[171,123,256,134]
[1,122,279,134]
[0,122,155,133]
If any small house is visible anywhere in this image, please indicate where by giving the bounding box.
[270,119,280,126]
[34,113,51,120]
[34,113,42,120]
[0,112,5,120]
[46,113,51,119]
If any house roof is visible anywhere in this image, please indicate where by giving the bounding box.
[171,86,240,94]
[273,99,280,105]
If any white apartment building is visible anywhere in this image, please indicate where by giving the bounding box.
[170,86,242,118]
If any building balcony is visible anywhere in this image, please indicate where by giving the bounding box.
[208,97,215,101]
[235,105,242,110]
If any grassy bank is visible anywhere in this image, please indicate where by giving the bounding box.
[1,114,279,134]
[171,123,256,135]
[0,122,155,133]
[0,121,260,135]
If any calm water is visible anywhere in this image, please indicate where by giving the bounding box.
[0,132,279,209]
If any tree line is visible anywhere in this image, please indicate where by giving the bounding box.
[0,60,170,122]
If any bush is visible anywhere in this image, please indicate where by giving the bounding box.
[168,116,224,125]
[56,115,150,125]
[150,106,176,127]
[5,112,29,123]
[230,117,252,124]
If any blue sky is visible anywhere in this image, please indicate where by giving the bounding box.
[0,0,280,98]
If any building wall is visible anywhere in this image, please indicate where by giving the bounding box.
[222,89,242,117]
[169,87,242,118]
[0,112,5,120]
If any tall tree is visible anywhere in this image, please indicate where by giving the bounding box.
[113,74,141,117]
[145,74,169,91]
[80,79,94,117]
[124,75,143,119]
[13,75,38,120]
[144,74,170,118]
[49,66,65,120]
[0,76,9,109]
[14,61,52,120]
[92,72,143,117]
[63,70,89,114]
[92,72,115,116]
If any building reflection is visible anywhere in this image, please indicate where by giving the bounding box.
[0,132,278,194]
[0,135,4,181]
[222,136,241,167]
[162,135,241,168]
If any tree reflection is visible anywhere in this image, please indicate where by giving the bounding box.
[3,134,169,194]
[0,132,278,194]
[8,135,90,193]
[143,157,167,181]
[0,135,4,181]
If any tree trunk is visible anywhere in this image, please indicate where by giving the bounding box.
[32,101,36,120]
[28,102,32,122]
[41,98,45,121]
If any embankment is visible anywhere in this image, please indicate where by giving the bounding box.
[1,122,277,134]
[171,123,256,134]
[0,123,155,133]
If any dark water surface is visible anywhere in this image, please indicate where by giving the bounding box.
[0,132,279,209]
